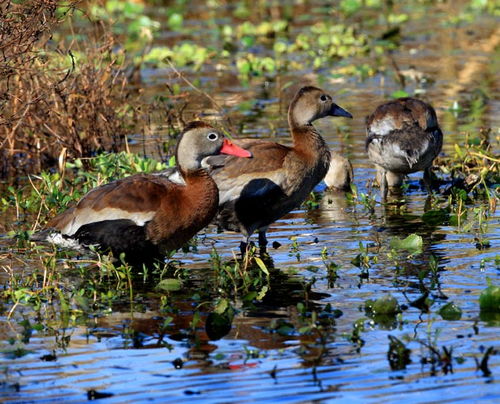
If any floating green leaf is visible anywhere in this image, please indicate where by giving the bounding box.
[390,234,423,254]
[391,90,410,99]
[340,0,362,15]
[365,294,401,315]
[155,278,182,292]
[438,302,462,320]
[167,13,183,30]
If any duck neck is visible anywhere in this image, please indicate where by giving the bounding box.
[181,167,212,185]
[287,114,330,175]
[180,167,219,212]
[292,125,327,156]
[288,100,324,149]
[287,104,322,142]
[288,100,314,129]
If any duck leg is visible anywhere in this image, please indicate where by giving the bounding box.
[380,168,389,201]
[423,167,433,194]
[239,238,249,257]
[240,232,257,257]
[258,228,269,255]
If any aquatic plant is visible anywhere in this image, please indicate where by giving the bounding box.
[479,282,500,313]
[438,302,463,321]
[389,234,423,256]
[140,44,212,70]
[236,55,278,79]
[89,0,161,47]
[209,247,270,301]
[387,335,411,370]
[437,129,498,209]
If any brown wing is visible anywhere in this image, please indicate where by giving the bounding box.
[47,174,178,235]
[366,98,438,134]
[212,139,291,178]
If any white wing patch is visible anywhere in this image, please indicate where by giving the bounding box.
[369,116,396,136]
[60,207,156,236]
[46,233,85,250]
[153,169,186,185]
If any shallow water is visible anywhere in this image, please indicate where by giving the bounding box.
[1,1,499,402]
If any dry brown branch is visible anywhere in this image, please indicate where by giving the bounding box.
[0,0,137,180]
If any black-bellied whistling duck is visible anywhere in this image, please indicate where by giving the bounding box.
[324,151,353,191]
[210,86,352,252]
[365,97,443,199]
[32,122,251,265]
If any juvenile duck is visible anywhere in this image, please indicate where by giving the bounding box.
[32,122,251,265]
[211,86,352,252]
[324,151,353,191]
[365,97,443,199]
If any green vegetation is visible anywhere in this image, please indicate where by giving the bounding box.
[479,283,500,313]
[389,234,423,255]
[438,302,463,321]
[1,152,172,227]
[365,294,401,315]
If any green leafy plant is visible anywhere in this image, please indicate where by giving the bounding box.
[140,43,211,70]
[389,234,423,255]
[479,281,500,313]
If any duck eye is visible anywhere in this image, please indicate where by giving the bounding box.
[320,94,329,102]
[207,132,219,141]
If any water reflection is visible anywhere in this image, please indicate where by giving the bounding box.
[314,189,354,224]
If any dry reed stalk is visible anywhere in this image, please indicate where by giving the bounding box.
[0,0,137,180]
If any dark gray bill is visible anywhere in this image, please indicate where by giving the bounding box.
[330,103,353,118]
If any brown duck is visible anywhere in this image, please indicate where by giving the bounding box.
[209,86,352,251]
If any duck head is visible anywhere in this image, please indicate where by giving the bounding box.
[288,86,353,127]
[176,122,252,174]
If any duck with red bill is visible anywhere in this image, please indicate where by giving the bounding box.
[31,121,252,266]
[220,139,253,158]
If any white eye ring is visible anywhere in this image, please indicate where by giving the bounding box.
[320,94,329,102]
[207,132,219,141]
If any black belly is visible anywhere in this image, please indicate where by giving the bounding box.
[217,178,288,235]
[73,219,161,266]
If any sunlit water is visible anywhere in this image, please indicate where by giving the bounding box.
[1,1,499,402]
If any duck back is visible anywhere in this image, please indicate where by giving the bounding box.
[366,98,442,174]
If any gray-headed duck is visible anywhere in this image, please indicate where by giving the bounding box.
[32,122,251,265]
